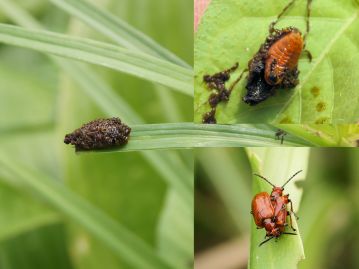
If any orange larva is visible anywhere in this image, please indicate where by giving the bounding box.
[265,29,304,86]
[202,0,313,112]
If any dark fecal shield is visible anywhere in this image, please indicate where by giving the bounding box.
[243,56,273,105]
[64,118,131,151]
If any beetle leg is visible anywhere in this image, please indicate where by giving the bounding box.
[282,232,297,236]
[288,199,299,220]
[287,210,296,231]
[269,0,297,33]
[302,49,312,62]
[259,236,275,247]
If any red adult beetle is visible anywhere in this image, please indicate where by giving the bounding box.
[251,170,302,246]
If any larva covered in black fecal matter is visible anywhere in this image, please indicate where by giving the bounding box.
[64,118,131,151]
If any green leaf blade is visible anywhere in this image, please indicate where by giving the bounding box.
[246,148,309,269]
[49,0,191,68]
[0,155,173,269]
[0,23,193,95]
[68,123,314,153]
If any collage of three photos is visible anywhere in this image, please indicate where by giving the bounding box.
[0,0,359,269]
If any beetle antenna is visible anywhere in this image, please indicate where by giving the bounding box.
[254,174,276,188]
[281,170,302,189]
[259,236,275,247]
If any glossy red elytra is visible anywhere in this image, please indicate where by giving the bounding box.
[251,170,302,246]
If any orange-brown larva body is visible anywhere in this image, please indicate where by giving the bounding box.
[265,30,304,85]
[202,0,313,111]
[243,27,304,105]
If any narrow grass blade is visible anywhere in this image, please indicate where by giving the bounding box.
[70,124,315,153]
[0,213,60,242]
[47,0,190,123]
[49,0,190,68]
[0,155,173,269]
[0,23,193,95]
[246,148,309,269]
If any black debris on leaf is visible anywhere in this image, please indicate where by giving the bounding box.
[202,108,217,124]
[202,63,239,123]
[64,118,131,151]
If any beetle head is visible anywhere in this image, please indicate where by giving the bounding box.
[263,219,276,233]
[271,187,283,199]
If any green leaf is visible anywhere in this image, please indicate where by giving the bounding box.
[0,62,55,130]
[246,148,309,269]
[68,124,314,153]
[194,0,359,123]
[0,155,173,269]
[0,23,193,95]
[157,190,194,269]
[49,0,190,68]
[277,124,359,147]
[0,0,192,206]
[0,181,60,243]
[0,223,74,269]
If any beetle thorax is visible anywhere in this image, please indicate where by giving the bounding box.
[271,187,283,199]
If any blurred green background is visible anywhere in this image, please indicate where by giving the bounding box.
[0,0,193,269]
[195,148,359,269]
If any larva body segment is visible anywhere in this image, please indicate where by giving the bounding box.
[265,29,303,86]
